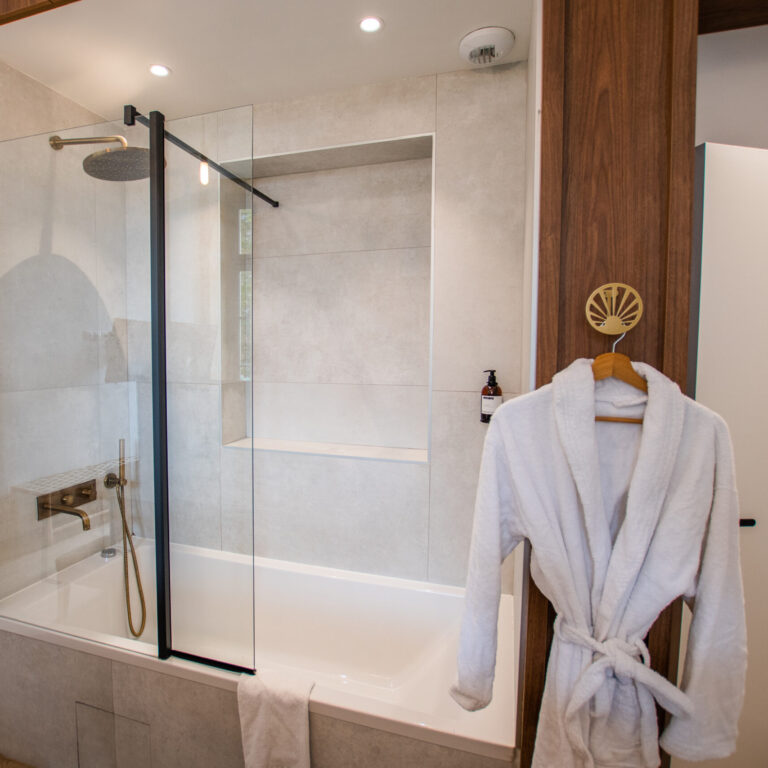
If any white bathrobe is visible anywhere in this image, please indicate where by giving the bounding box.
[451,359,746,768]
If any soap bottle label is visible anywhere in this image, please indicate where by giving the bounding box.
[481,395,503,416]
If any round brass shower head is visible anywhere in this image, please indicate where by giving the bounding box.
[48,134,151,181]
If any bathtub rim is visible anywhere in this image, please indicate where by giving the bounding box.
[0,612,516,762]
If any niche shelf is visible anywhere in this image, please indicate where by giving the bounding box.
[224,437,427,464]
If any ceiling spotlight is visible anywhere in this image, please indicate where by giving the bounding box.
[359,17,382,33]
[150,64,171,77]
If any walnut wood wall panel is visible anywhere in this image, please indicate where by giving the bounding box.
[520,1,699,766]
[0,0,79,26]
[698,0,768,34]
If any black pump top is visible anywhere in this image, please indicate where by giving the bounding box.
[484,369,498,387]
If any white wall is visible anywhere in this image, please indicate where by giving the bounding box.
[675,29,768,766]
[696,25,768,149]
[672,143,768,767]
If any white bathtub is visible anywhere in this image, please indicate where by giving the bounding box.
[0,539,516,760]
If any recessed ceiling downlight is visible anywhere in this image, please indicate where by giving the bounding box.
[150,64,171,77]
[360,16,382,33]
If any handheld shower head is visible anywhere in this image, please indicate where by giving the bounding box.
[49,134,151,181]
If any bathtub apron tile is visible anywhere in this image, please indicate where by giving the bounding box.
[0,629,113,768]
[114,715,151,768]
[75,703,116,768]
[309,713,517,768]
[112,662,244,768]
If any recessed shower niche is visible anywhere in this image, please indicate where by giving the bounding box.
[220,135,433,463]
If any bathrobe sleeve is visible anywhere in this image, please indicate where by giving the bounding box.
[660,418,747,760]
[451,419,524,711]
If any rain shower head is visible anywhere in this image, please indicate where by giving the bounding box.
[49,134,151,181]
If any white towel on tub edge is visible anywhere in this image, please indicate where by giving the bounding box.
[238,669,315,768]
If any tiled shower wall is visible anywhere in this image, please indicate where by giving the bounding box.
[132,63,529,587]
[0,61,141,599]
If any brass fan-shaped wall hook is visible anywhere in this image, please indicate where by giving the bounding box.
[585,282,643,335]
[586,282,648,404]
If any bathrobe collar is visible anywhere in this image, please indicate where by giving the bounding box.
[552,359,685,637]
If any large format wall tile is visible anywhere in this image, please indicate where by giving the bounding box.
[252,247,430,385]
[0,386,101,493]
[253,451,429,579]
[0,60,101,142]
[427,390,518,593]
[251,383,429,449]
[252,75,436,157]
[428,391,488,587]
[167,383,223,548]
[252,159,432,258]
[432,64,528,394]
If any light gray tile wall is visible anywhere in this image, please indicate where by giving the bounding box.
[428,64,528,586]
[252,159,432,258]
[252,450,429,579]
[251,383,429,449]
[245,156,432,460]
[0,59,102,142]
[231,64,527,587]
[251,75,437,156]
[252,247,430,387]
[0,112,137,598]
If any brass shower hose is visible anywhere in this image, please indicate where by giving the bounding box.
[107,469,146,638]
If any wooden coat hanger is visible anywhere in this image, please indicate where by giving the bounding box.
[586,284,647,425]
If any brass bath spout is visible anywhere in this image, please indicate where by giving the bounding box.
[43,503,91,531]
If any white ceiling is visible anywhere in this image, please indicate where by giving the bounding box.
[0,0,532,121]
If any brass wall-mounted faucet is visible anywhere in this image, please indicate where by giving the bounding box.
[37,480,95,531]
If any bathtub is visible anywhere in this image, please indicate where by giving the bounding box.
[0,539,516,760]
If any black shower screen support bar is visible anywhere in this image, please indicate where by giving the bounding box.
[124,104,279,208]
[149,110,172,661]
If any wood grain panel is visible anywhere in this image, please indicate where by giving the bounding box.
[699,0,768,34]
[0,0,79,26]
[522,1,699,766]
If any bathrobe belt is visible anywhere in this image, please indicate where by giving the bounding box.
[554,616,693,768]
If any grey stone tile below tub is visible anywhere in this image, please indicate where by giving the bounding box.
[114,715,151,768]
[0,629,113,768]
[111,662,244,768]
[309,713,517,768]
[76,703,116,768]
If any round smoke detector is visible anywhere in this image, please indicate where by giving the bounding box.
[459,27,516,67]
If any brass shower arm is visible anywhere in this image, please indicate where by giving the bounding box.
[49,135,128,150]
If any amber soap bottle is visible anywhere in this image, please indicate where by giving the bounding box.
[481,369,503,423]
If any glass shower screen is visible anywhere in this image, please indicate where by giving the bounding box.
[163,106,255,670]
